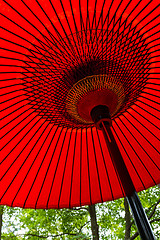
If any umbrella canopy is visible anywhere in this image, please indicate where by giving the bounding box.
[0,0,160,209]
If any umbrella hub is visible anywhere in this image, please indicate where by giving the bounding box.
[66,74,125,124]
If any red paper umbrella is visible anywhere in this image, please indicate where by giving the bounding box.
[0,0,160,238]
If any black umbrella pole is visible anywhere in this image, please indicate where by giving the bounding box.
[90,105,156,240]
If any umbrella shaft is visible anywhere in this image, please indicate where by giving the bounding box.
[101,121,135,196]
[127,192,156,240]
[101,121,156,240]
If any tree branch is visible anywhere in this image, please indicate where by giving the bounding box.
[7,232,79,239]
[128,198,160,230]
[88,205,99,240]
[130,231,139,240]
[150,218,160,224]
[79,220,90,233]
[0,206,4,240]
[130,217,160,240]
[148,199,160,220]
[72,207,89,211]
[124,198,131,240]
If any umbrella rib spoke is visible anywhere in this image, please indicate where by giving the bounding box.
[1,82,61,148]
[86,128,92,205]
[0,114,44,168]
[118,116,160,173]
[0,16,79,70]
[0,13,53,52]
[58,129,73,208]
[122,113,160,154]
[59,0,83,65]
[10,122,53,207]
[78,0,86,59]
[48,0,81,63]
[111,123,146,189]
[0,118,48,186]
[1,110,39,149]
[80,128,82,206]
[91,128,103,203]
[141,94,160,104]
[21,0,67,54]
[130,106,160,131]
[1,104,33,130]
[91,0,123,56]
[126,109,160,141]
[22,126,59,208]
[93,0,159,59]
[145,86,160,91]
[134,102,160,121]
[0,50,74,85]
[0,92,28,105]
[45,128,68,209]
[142,90,160,99]
[138,98,160,111]
[2,0,57,49]
[0,120,50,203]
[114,119,156,185]
[69,129,78,208]
[98,22,159,62]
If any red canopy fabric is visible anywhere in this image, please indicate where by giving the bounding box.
[0,0,160,209]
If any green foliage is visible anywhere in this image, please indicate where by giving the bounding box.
[2,206,89,239]
[96,186,160,239]
[138,186,160,239]
[96,198,125,240]
[1,186,160,239]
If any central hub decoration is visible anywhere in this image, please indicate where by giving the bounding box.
[66,75,125,124]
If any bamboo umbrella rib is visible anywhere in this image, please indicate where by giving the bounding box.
[122,114,160,155]
[68,129,78,208]
[113,119,156,185]
[85,128,92,205]
[44,128,68,209]
[10,122,54,207]
[22,126,60,208]
[111,125,146,189]
[0,120,51,203]
[57,129,73,208]
[126,110,160,141]
[91,128,103,203]
[117,116,160,175]
[96,128,114,200]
